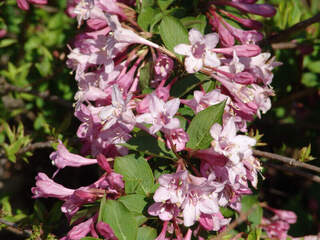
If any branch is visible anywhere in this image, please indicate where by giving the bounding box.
[273,87,318,107]
[253,149,320,174]
[0,218,32,237]
[261,13,320,46]
[18,141,54,155]
[0,78,73,109]
[0,141,54,159]
[264,162,320,184]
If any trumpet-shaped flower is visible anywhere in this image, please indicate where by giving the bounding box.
[136,94,180,134]
[174,28,220,73]
[99,85,135,130]
[210,118,256,164]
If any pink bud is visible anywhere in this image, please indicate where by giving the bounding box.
[32,172,75,200]
[136,94,152,114]
[219,10,262,30]
[67,217,94,240]
[97,153,112,173]
[209,11,234,47]
[96,222,117,240]
[28,0,47,4]
[227,2,276,17]
[17,0,29,10]
[234,72,256,84]
[270,208,297,224]
[50,141,97,169]
[212,44,261,57]
[87,18,108,30]
[232,0,258,3]
[0,29,7,38]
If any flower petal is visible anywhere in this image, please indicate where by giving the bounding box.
[204,33,219,49]
[185,56,203,73]
[174,44,192,56]
[189,28,203,45]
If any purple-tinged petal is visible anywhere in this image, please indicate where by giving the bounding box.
[189,28,203,45]
[174,44,192,56]
[204,33,219,49]
[185,56,203,73]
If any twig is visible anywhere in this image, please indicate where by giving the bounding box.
[264,162,320,184]
[261,13,320,46]
[0,218,32,237]
[273,87,318,107]
[0,79,73,109]
[271,41,298,50]
[0,141,54,159]
[253,149,320,174]
[18,141,54,155]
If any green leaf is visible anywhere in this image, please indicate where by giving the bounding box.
[220,207,234,218]
[2,122,15,143]
[138,7,159,31]
[114,154,155,195]
[0,39,17,48]
[241,195,262,228]
[48,202,63,224]
[150,12,163,33]
[180,15,207,34]
[122,131,175,159]
[0,196,12,216]
[157,0,174,11]
[133,214,148,226]
[159,16,189,60]
[137,226,157,240]
[247,228,262,240]
[34,200,47,222]
[171,72,211,97]
[288,0,302,26]
[99,200,138,240]
[306,60,320,74]
[5,136,30,162]
[139,61,153,91]
[186,101,226,150]
[301,73,319,87]
[118,194,148,214]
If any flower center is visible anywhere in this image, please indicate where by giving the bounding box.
[192,42,206,59]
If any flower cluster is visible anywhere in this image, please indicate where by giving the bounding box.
[28,0,298,239]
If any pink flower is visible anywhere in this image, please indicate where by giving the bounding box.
[174,28,221,73]
[210,118,256,164]
[0,29,7,38]
[32,173,74,200]
[163,128,189,152]
[136,94,180,134]
[50,141,97,170]
[99,85,135,130]
[199,212,231,231]
[181,90,228,114]
[241,52,282,85]
[17,0,47,10]
[66,216,95,240]
[153,171,188,204]
[212,44,261,57]
[148,202,180,221]
[154,53,174,79]
[182,183,220,227]
[106,14,159,48]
